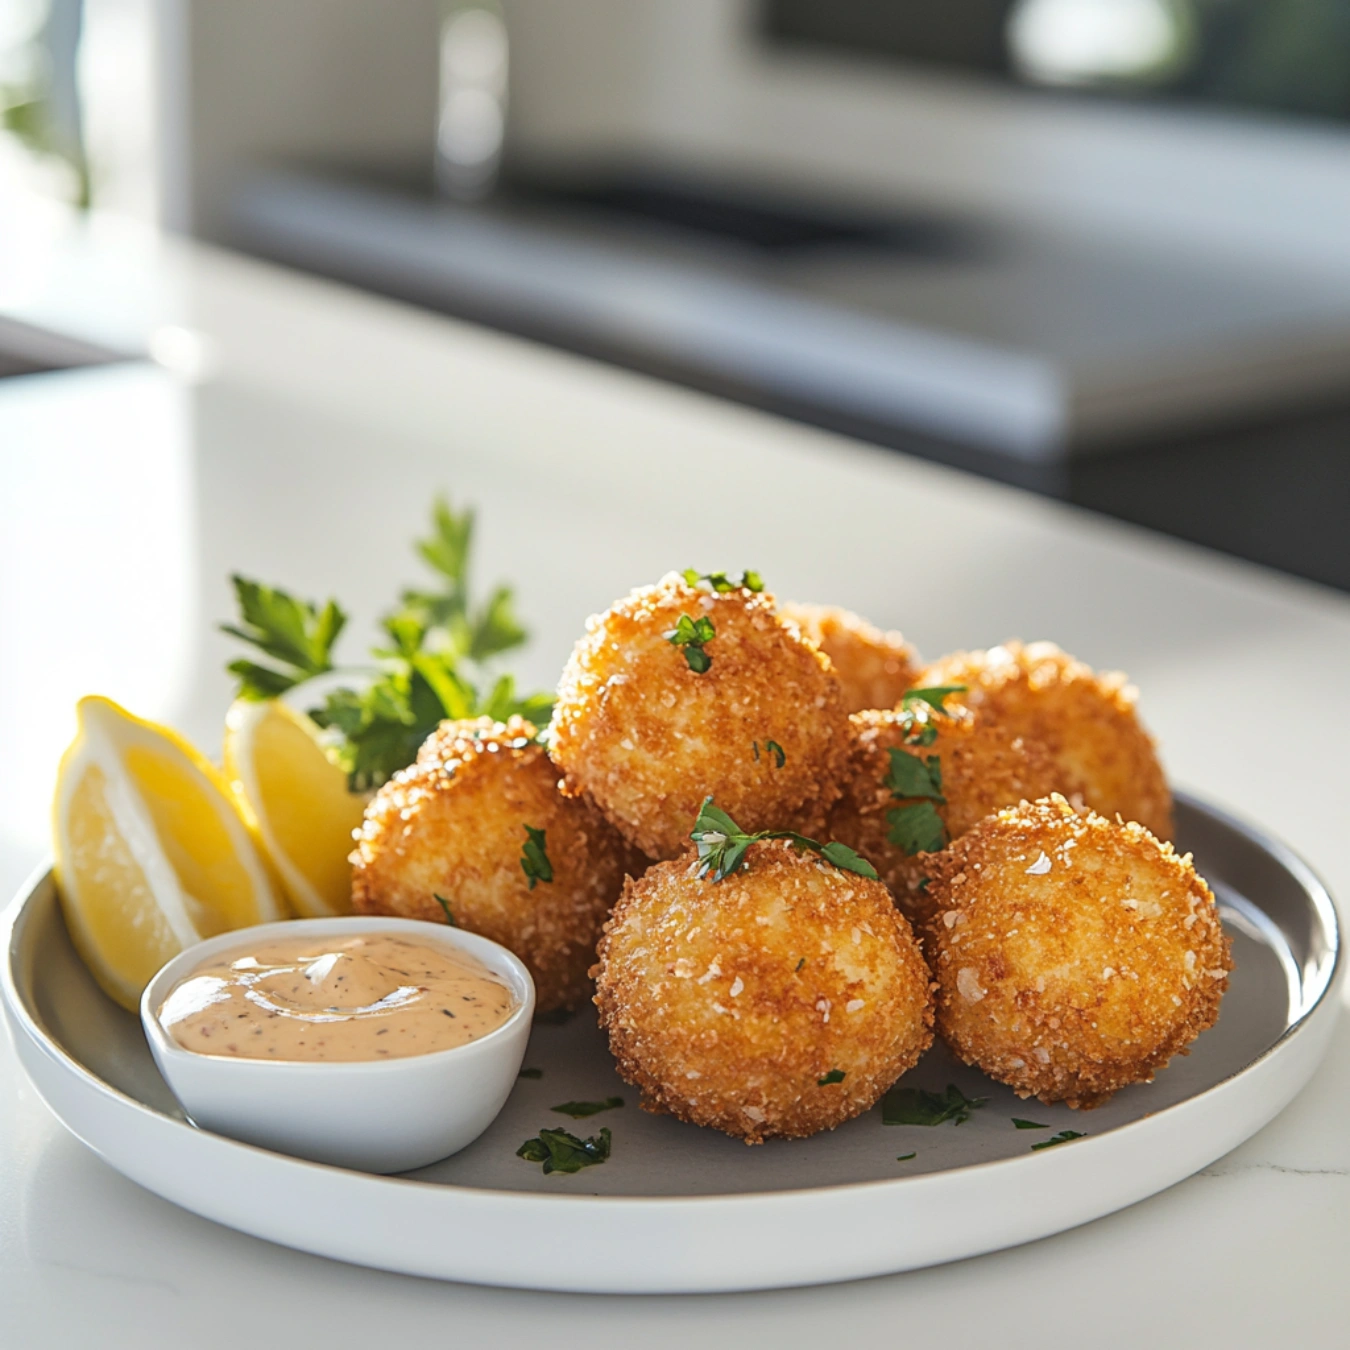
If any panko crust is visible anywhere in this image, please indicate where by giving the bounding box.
[593,839,935,1143]
[350,716,635,1013]
[778,602,919,714]
[827,705,1061,924]
[919,641,1173,839]
[924,795,1232,1108]
[550,573,851,860]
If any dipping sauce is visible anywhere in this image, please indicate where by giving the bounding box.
[157,932,516,1062]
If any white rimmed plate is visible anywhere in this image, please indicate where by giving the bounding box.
[2,793,1341,1294]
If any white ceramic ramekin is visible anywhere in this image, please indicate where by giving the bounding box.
[140,916,535,1173]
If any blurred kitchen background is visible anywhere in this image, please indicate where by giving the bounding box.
[4,0,1350,589]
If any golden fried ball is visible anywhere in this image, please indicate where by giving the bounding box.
[550,573,851,860]
[350,716,635,1013]
[924,795,1232,1108]
[593,838,935,1143]
[827,703,1060,923]
[919,641,1173,838]
[778,602,919,713]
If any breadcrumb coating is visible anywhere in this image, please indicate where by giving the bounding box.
[919,641,1173,838]
[350,717,635,1013]
[550,573,851,859]
[594,839,935,1143]
[924,795,1231,1108]
[828,704,1061,923]
[778,602,919,713]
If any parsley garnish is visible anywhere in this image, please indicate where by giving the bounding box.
[517,1126,612,1174]
[666,613,716,672]
[884,746,944,801]
[886,801,948,856]
[223,497,554,791]
[882,1084,988,1127]
[817,1069,846,1086]
[682,568,764,594]
[690,799,878,882]
[1031,1130,1085,1151]
[520,825,553,890]
[1012,1118,1049,1130]
[551,1097,624,1118]
[220,577,346,699]
[893,684,968,747]
[766,739,786,769]
[795,957,806,972]
[896,1152,917,1161]
[518,1067,543,1079]
[433,893,458,927]
[902,685,966,714]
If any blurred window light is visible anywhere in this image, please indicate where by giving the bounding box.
[1009,0,1192,86]
[436,3,508,200]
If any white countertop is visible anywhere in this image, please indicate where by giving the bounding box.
[2,200,1348,1346]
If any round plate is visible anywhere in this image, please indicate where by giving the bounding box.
[2,793,1341,1294]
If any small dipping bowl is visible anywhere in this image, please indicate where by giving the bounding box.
[141,916,535,1173]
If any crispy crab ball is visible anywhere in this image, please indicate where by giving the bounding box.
[778,602,919,714]
[919,641,1173,839]
[550,573,851,860]
[924,795,1232,1109]
[350,716,636,1014]
[827,702,1060,923]
[594,839,935,1143]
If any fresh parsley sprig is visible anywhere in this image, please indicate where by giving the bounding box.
[817,1069,846,1086]
[223,496,554,791]
[220,576,347,699]
[682,568,764,594]
[520,825,553,890]
[882,1083,988,1127]
[516,1126,612,1174]
[667,613,716,673]
[690,798,878,882]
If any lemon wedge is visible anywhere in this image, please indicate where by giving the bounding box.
[224,698,367,918]
[52,696,286,1011]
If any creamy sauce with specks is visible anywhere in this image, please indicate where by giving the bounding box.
[158,933,516,1061]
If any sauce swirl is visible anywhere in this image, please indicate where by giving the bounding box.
[157,932,516,1061]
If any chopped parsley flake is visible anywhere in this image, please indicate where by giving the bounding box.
[886,801,948,856]
[1012,1118,1049,1130]
[884,746,944,801]
[896,1152,917,1162]
[520,824,553,890]
[682,568,764,594]
[766,739,786,769]
[551,1097,624,1118]
[1031,1130,1086,1151]
[883,1083,988,1127]
[517,1126,612,1174]
[795,957,806,972]
[433,893,458,927]
[518,1067,543,1080]
[817,1069,846,1086]
[690,798,878,882]
[666,613,716,672]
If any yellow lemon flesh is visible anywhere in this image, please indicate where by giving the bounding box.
[53,696,286,1011]
[224,698,367,918]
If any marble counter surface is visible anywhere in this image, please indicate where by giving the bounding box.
[2,201,1348,1347]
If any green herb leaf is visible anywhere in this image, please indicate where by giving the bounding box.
[516,1126,612,1174]
[795,957,806,971]
[886,801,948,856]
[883,747,944,801]
[766,739,786,769]
[683,569,764,594]
[882,1083,988,1127]
[901,685,967,713]
[518,1067,543,1079]
[434,894,458,927]
[817,1069,846,1086]
[690,798,878,882]
[1031,1130,1085,1151]
[221,575,346,699]
[551,1097,624,1118]
[667,613,716,672]
[1012,1118,1049,1130]
[896,1152,917,1162]
[520,824,553,890]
